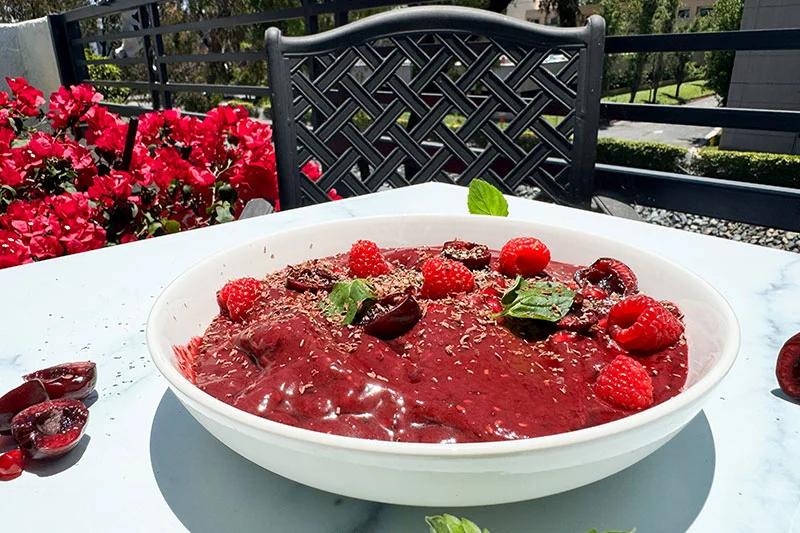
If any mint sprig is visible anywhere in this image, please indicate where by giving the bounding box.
[497,275,575,322]
[320,279,376,325]
[467,179,508,217]
[426,514,489,533]
[424,515,634,533]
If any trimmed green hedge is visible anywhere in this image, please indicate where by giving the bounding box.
[692,148,800,188]
[596,138,688,173]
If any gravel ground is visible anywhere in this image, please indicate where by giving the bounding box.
[634,206,800,254]
[515,185,799,254]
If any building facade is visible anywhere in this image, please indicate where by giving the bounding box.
[720,0,800,155]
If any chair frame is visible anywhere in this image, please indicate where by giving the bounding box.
[266,6,605,210]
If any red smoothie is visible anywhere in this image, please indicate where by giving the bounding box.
[186,245,688,443]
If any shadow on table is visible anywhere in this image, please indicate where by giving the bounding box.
[151,390,715,533]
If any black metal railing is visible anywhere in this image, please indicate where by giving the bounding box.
[47,0,800,230]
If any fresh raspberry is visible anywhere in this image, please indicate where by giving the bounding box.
[421,257,475,299]
[595,355,654,410]
[607,294,684,352]
[217,277,263,321]
[348,240,392,278]
[498,237,550,277]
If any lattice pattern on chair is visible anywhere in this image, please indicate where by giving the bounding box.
[266,8,604,209]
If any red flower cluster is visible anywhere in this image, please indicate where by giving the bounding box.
[0,78,337,270]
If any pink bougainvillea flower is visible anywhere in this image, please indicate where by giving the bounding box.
[6,77,45,117]
[302,160,322,182]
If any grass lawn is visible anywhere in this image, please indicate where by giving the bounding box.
[602,79,716,105]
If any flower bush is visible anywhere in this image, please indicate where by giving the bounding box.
[0,79,334,270]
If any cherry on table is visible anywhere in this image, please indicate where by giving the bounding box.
[11,399,89,460]
[24,361,97,400]
[776,332,800,399]
[0,449,24,481]
[0,380,49,433]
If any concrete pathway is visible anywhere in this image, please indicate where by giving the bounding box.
[599,95,721,148]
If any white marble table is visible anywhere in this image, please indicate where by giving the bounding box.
[2,183,798,532]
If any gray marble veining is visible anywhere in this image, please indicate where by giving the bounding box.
[2,183,797,532]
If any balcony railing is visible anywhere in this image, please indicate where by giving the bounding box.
[48,0,800,230]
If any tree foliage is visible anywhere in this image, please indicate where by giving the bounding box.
[702,0,744,105]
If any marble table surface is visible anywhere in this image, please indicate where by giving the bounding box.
[2,183,798,532]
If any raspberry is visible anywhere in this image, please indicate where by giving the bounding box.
[498,237,550,277]
[348,240,392,278]
[595,355,654,410]
[421,257,475,299]
[607,294,684,352]
[217,277,263,321]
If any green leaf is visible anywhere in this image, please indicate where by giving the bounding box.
[163,219,181,234]
[214,205,234,224]
[425,514,489,533]
[321,279,376,325]
[147,221,162,235]
[467,179,508,217]
[500,275,527,307]
[497,280,575,322]
[11,138,30,149]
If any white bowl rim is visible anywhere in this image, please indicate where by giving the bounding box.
[147,213,740,458]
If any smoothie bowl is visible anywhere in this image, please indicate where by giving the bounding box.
[146,214,739,506]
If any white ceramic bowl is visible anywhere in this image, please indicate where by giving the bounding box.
[147,214,739,506]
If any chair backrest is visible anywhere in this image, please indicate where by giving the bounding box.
[266,6,605,210]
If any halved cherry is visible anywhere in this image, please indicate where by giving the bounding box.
[777,332,800,399]
[285,262,344,292]
[441,240,491,271]
[0,449,24,481]
[360,294,422,340]
[574,257,638,295]
[11,399,89,460]
[0,380,49,433]
[24,361,96,400]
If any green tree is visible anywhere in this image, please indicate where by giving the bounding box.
[0,0,87,22]
[702,0,744,105]
[598,0,634,91]
[667,20,701,99]
[540,0,580,27]
[648,0,680,103]
[627,0,659,103]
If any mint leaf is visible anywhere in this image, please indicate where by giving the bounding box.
[501,275,527,306]
[468,179,508,217]
[322,279,376,325]
[498,280,575,322]
[425,514,489,533]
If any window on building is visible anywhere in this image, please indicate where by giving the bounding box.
[550,17,558,25]
[678,9,690,18]
[697,7,713,16]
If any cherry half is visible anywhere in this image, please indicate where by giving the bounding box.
[574,257,638,296]
[11,399,89,460]
[285,262,344,292]
[361,294,422,340]
[441,240,491,271]
[24,361,97,400]
[0,449,24,481]
[0,380,49,433]
[777,332,800,399]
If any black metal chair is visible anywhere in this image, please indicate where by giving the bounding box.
[265,6,606,211]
